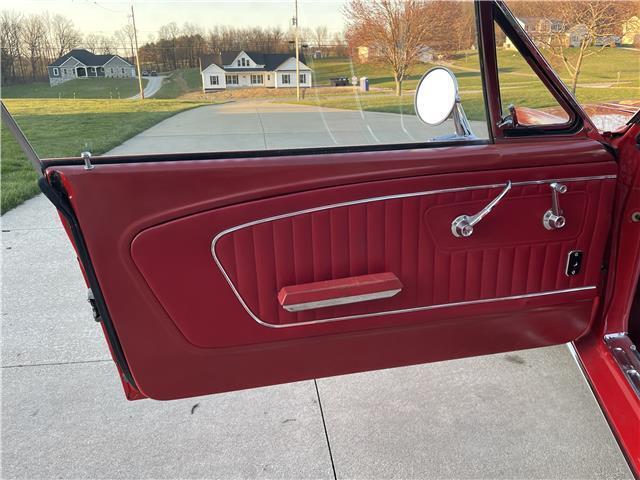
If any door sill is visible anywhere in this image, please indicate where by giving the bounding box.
[604,333,640,399]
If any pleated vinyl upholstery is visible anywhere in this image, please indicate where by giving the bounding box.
[215,179,612,326]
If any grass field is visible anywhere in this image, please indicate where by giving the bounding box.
[295,47,639,119]
[1,47,637,213]
[2,77,148,99]
[1,99,204,213]
[154,68,202,98]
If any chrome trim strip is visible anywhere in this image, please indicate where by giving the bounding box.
[283,288,402,312]
[603,333,640,399]
[211,175,613,328]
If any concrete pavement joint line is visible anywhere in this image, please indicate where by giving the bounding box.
[2,227,64,232]
[2,358,112,369]
[254,104,268,150]
[314,379,337,480]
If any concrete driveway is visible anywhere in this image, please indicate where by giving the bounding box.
[107,100,489,155]
[129,75,165,100]
[1,101,633,479]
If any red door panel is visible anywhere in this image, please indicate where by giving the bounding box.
[131,174,614,349]
[49,139,616,400]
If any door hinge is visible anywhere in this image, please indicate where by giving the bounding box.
[87,288,101,322]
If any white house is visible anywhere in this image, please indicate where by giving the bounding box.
[48,49,135,86]
[200,51,312,91]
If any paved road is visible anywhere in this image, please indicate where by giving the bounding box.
[129,75,165,100]
[107,100,489,155]
[1,101,633,479]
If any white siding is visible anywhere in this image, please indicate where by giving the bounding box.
[264,72,276,88]
[273,57,312,88]
[275,70,312,88]
[274,57,312,73]
[202,63,226,90]
[225,51,265,69]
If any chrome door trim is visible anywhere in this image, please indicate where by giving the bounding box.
[211,175,613,328]
[282,288,403,313]
[603,333,640,399]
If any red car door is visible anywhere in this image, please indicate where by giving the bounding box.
[2,1,625,406]
[17,1,622,401]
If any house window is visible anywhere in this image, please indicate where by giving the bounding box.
[299,73,307,84]
[111,68,114,74]
[226,75,238,85]
[210,75,219,85]
[121,68,125,74]
[52,67,59,76]
[241,58,246,66]
[250,74,263,85]
[237,60,241,66]
[282,74,291,84]
[267,75,270,81]
[63,68,67,75]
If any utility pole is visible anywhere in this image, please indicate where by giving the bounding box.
[294,0,300,101]
[131,4,144,99]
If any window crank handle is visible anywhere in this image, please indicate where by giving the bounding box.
[451,181,512,238]
[543,182,567,230]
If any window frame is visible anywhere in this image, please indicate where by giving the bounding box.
[282,73,291,85]
[210,75,219,86]
[478,1,587,139]
[52,67,59,76]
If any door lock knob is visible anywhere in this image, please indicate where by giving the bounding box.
[543,182,567,230]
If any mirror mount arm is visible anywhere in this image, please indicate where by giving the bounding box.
[497,104,519,130]
[452,96,474,138]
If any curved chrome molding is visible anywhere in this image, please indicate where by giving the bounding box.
[211,175,613,328]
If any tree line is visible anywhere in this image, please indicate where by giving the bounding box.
[138,23,347,71]
[344,0,637,96]
[0,9,345,85]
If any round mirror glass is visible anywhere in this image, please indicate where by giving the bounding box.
[414,67,458,126]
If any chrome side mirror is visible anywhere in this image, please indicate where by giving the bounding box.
[414,67,475,141]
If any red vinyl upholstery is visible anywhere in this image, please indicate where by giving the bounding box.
[50,139,617,399]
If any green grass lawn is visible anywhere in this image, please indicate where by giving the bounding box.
[2,77,148,99]
[154,68,202,98]
[300,47,639,119]
[1,98,204,213]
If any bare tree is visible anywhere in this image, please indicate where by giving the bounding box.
[51,14,81,58]
[313,25,329,54]
[158,22,180,69]
[1,11,25,82]
[345,0,431,96]
[84,33,100,52]
[510,1,636,93]
[115,23,136,58]
[21,14,48,80]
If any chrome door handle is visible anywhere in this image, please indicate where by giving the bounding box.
[451,181,512,238]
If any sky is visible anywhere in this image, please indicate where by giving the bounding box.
[10,0,349,42]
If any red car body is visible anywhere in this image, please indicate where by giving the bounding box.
[3,0,639,474]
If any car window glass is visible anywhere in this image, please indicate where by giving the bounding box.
[495,21,571,127]
[504,0,640,131]
[2,0,488,163]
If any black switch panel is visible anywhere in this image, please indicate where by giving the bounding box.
[566,250,583,276]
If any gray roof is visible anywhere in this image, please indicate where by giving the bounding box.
[200,51,306,71]
[49,49,132,67]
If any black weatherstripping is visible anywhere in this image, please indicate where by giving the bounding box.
[40,139,491,168]
[39,173,138,389]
